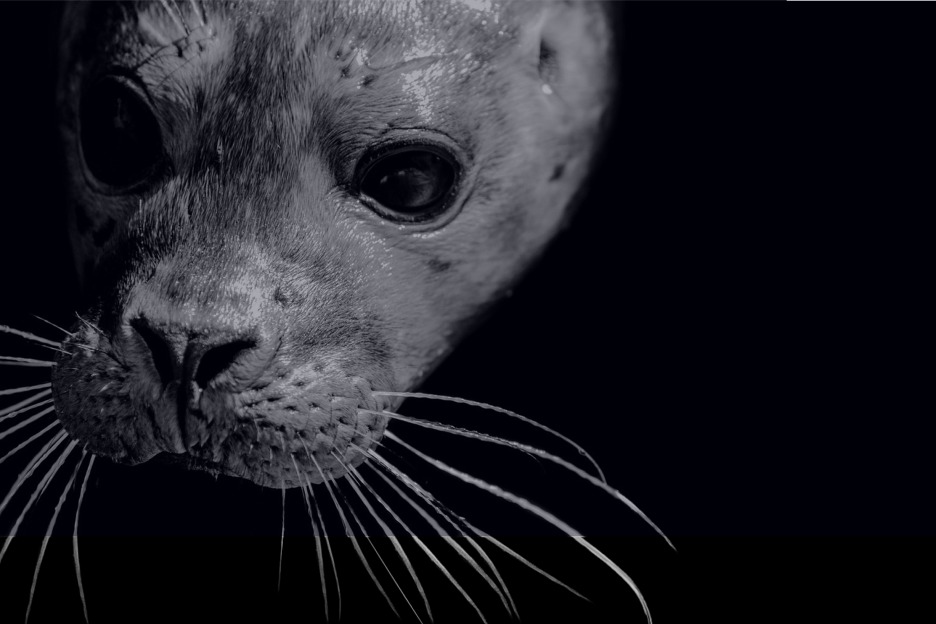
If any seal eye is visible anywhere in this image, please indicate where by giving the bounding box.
[79,76,164,190]
[357,146,458,223]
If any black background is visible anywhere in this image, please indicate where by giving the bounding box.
[0,2,930,623]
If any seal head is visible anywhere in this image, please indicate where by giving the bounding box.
[51,0,616,487]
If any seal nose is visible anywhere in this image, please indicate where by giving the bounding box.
[129,315,263,391]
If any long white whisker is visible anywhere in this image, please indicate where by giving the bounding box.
[0,398,54,427]
[0,324,61,348]
[0,356,54,368]
[278,483,286,593]
[158,0,190,36]
[373,391,607,483]
[0,383,51,397]
[336,474,421,624]
[74,314,105,339]
[0,421,61,468]
[306,451,399,619]
[0,389,52,419]
[343,460,433,623]
[370,447,587,605]
[385,430,653,623]
[0,430,69,520]
[368,409,674,551]
[0,399,55,429]
[25,449,86,624]
[187,0,207,29]
[291,455,329,621]
[0,439,80,568]
[32,315,75,338]
[0,406,56,444]
[73,453,96,624]
[37,344,72,357]
[467,523,593,603]
[358,449,517,618]
[296,439,342,620]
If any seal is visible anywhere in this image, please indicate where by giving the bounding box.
[0,3,674,622]
[49,0,617,490]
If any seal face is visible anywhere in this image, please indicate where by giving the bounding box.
[51,0,616,488]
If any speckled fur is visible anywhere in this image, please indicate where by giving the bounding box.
[52,0,616,488]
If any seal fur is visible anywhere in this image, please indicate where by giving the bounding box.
[50,0,617,489]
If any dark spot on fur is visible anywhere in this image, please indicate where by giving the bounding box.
[426,257,452,273]
[549,164,565,181]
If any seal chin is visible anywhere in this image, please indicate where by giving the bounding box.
[51,320,393,489]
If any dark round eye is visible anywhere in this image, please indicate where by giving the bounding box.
[79,76,164,190]
[357,146,459,222]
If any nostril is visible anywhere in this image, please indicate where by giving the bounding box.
[131,318,177,387]
[193,340,256,389]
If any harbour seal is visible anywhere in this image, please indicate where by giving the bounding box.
[1,1,670,622]
[51,0,616,488]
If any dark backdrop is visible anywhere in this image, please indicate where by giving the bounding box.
[0,2,929,623]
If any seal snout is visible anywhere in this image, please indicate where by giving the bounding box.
[121,282,282,455]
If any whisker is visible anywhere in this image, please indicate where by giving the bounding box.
[466,523,592,604]
[0,397,54,426]
[0,389,52,419]
[296,438,342,620]
[291,455,329,621]
[74,314,106,339]
[357,449,517,619]
[368,409,674,551]
[25,449,86,624]
[0,324,61,348]
[306,451,399,619]
[32,315,75,338]
[0,383,51,397]
[0,421,61,468]
[373,391,607,483]
[0,431,69,522]
[342,460,433,623]
[0,405,56,445]
[158,0,191,37]
[385,431,653,623]
[278,483,286,593]
[367,444,585,607]
[73,453,96,624]
[335,471,419,624]
[0,439,80,568]
[0,356,54,368]
[37,344,72,357]
[187,0,207,29]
